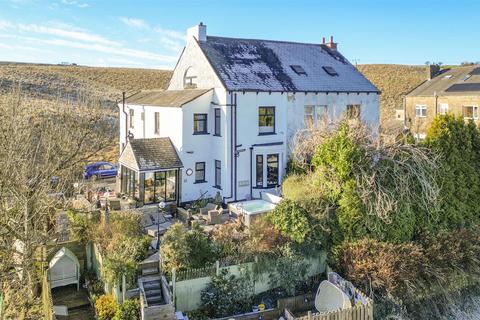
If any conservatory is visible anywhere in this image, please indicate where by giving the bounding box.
[119,138,183,205]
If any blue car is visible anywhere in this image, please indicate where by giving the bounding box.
[84,162,118,180]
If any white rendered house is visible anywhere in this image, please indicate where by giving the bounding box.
[118,23,379,205]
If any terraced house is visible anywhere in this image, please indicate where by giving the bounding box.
[118,23,379,205]
[405,65,480,140]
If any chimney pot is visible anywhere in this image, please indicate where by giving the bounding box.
[187,22,207,42]
[325,35,338,50]
[427,64,441,80]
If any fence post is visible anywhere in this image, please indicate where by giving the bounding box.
[122,273,126,303]
[307,310,312,320]
[215,260,220,276]
[172,268,176,308]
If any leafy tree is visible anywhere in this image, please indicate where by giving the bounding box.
[425,114,480,228]
[96,295,118,320]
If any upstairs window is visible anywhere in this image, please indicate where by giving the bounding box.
[154,112,160,134]
[415,105,427,118]
[214,108,221,136]
[129,109,135,128]
[184,67,198,89]
[439,103,449,115]
[193,113,208,134]
[304,106,314,126]
[258,106,275,134]
[346,104,361,119]
[463,106,478,120]
[305,105,328,126]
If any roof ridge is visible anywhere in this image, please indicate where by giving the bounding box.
[206,35,323,47]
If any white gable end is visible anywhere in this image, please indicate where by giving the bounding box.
[168,38,225,90]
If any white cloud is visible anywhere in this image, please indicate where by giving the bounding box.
[153,26,186,41]
[0,20,13,30]
[61,0,90,8]
[120,17,147,29]
[29,37,177,63]
[18,23,119,46]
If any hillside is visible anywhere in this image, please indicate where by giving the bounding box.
[0,63,428,160]
[357,64,426,129]
[0,63,173,105]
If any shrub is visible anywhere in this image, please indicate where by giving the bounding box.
[331,227,480,318]
[95,295,118,320]
[186,224,218,268]
[425,114,480,229]
[161,222,217,273]
[201,269,254,318]
[160,223,189,273]
[269,199,311,244]
[267,244,310,296]
[113,299,140,320]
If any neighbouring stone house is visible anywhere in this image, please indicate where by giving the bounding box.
[405,64,480,140]
[117,22,380,205]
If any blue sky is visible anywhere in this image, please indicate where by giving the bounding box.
[0,0,479,69]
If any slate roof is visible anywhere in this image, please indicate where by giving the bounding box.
[129,138,183,171]
[198,36,378,93]
[408,66,480,97]
[127,89,212,107]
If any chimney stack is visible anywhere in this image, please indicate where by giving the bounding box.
[325,35,337,50]
[427,64,440,80]
[187,22,207,42]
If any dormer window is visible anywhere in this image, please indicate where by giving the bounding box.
[184,67,198,89]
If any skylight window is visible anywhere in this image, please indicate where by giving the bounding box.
[323,66,338,76]
[290,65,307,75]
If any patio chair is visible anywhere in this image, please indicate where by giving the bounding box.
[199,203,218,216]
[206,208,228,225]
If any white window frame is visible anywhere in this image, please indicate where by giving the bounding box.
[346,104,361,119]
[304,105,328,126]
[154,112,160,134]
[439,103,448,115]
[304,106,314,126]
[463,106,479,120]
[415,105,427,118]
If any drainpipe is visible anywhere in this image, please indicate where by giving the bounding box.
[434,91,438,116]
[222,92,235,204]
[122,92,128,151]
[249,147,253,200]
[233,92,238,202]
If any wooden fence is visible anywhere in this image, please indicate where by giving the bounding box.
[283,289,373,320]
[41,267,55,320]
[175,265,217,281]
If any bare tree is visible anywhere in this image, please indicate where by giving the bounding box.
[0,89,116,318]
[289,120,440,223]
